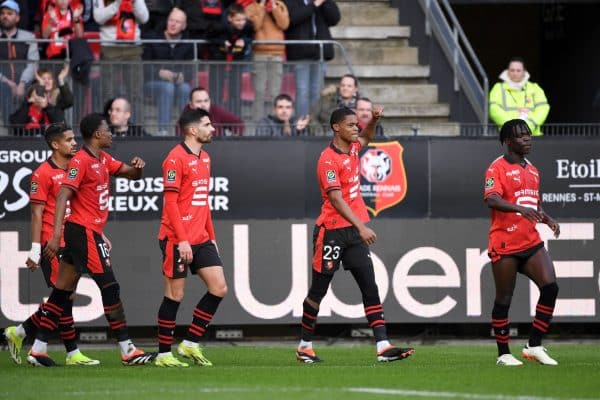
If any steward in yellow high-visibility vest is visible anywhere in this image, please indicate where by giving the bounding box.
[489,58,550,136]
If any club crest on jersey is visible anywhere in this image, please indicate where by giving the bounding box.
[68,167,78,180]
[30,181,38,194]
[326,170,336,183]
[485,177,495,189]
[167,169,176,182]
[360,141,407,217]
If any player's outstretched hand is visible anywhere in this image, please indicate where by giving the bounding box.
[519,207,544,223]
[130,156,145,169]
[359,226,377,245]
[102,232,113,252]
[178,241,193,264]
[372,106,384,120]
[545,217,560,238]
[43,236,60,260]
[25,258,39,271]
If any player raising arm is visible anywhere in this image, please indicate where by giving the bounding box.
[295,107,414,364]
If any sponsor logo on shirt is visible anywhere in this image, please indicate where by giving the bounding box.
[167,169,176,182]
[30,181,38,194]
[485,177,495,189]
[68,168,78,180]
[326,170,336,183]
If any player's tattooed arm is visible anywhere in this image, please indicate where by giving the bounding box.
[44,186,74,260]
[26,203,45,270]
[327,189,377,245]
[117,156,145,180]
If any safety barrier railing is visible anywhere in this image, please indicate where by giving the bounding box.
[419,0,489,125]
[0,38,354,136]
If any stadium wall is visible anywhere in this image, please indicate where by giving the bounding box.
[1,137,598,326]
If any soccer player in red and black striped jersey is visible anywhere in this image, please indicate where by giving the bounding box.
[3,124,99,366]
[295,107,414,364]
[484,119,560,366]
[154,108,226,367]
[27,113,154,367]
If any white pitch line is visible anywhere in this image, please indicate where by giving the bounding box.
[2,386,595,400]
[348,387,599,400]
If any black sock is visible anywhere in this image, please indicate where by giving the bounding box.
[36,288,72,343]
[22,305,43,338]
[492,302,511,356]
[300,300,319,342]
[364,303,388,342]
[185,292,222,342]
[529,283,558,347]
[59,299,78,353]
[158,296,180,353]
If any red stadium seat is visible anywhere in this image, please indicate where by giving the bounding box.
[280,72,296,101]
[197,71,209,89]
[240,71,255,102]
[83,31,101,61]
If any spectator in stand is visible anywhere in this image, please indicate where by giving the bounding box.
[209,3,252,116]
[105,97,147,136]
[142,6,194,135]
[489,57,550,137]
[41,0,84,59]
[311,73,358,128]
[256,93,309,136]
[355,97,384,137]
[35,65,74,117]
[246,0,289,121]
[178,0,233,52]
[93,0,149,122]
[9,83,64,135]
[0,0,39,127]
[284,0,339,117]
[181,86,244,136]
[141,0,173,35]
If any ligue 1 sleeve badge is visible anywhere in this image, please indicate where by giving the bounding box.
[360,141,408,216]
[68,167,78,180]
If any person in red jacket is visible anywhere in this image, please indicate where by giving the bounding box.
[181,86,244,136]
[41,0,84,59]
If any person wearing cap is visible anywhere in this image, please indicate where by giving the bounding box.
[0,0,39,128]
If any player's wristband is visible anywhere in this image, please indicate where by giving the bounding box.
[29,242,41,264]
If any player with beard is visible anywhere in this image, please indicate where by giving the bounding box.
[154,108,226,367]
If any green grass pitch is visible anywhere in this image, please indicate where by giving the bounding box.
[1,344,599,400]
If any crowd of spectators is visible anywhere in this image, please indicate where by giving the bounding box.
[1,0,395,137]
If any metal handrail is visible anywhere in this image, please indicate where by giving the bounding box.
[0,38,354,76]
[419,0,488,124]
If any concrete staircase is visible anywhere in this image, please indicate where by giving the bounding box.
[329,0,459,136]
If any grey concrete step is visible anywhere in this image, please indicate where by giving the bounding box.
[381,103,450,118]
[382,122,461,137]
[337,1,398,26]
[360,84,439,104]
[330,26,410,40]
[327,64,430,79]
[332,46,418,66]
